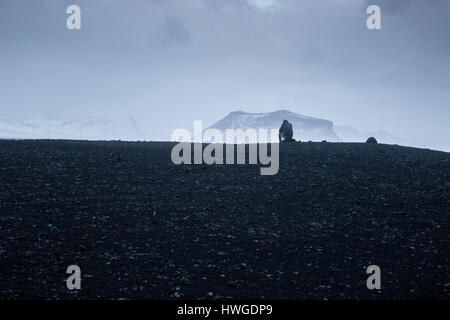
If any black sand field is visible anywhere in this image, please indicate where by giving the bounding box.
[0,140,449,299]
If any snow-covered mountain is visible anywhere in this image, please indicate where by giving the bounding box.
[206,110,340,142]
[0,115,145,141]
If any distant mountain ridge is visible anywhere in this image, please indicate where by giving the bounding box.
[206,109,340,142]
[0,115,144,141]
[1,112,447,152]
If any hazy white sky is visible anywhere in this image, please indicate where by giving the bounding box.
[1,0,449,142]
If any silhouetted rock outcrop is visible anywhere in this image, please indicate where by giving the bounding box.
[366,137,378,144]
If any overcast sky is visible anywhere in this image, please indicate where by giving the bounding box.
[1,0,449,144]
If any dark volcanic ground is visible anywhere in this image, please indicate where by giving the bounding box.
[0,140,449,300]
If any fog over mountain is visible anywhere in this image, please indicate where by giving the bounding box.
[0,116,145,141]
[1,110,449,152]
[1,0,449,151]
[206,110,340,142]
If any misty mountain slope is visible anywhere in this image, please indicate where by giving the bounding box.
[206,110,340,142]
[334,125,400,144]
[333,125,450,153]
[0,116,145,141]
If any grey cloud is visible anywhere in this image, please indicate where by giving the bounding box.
[0,0,449,146]
[158,16,191,45]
